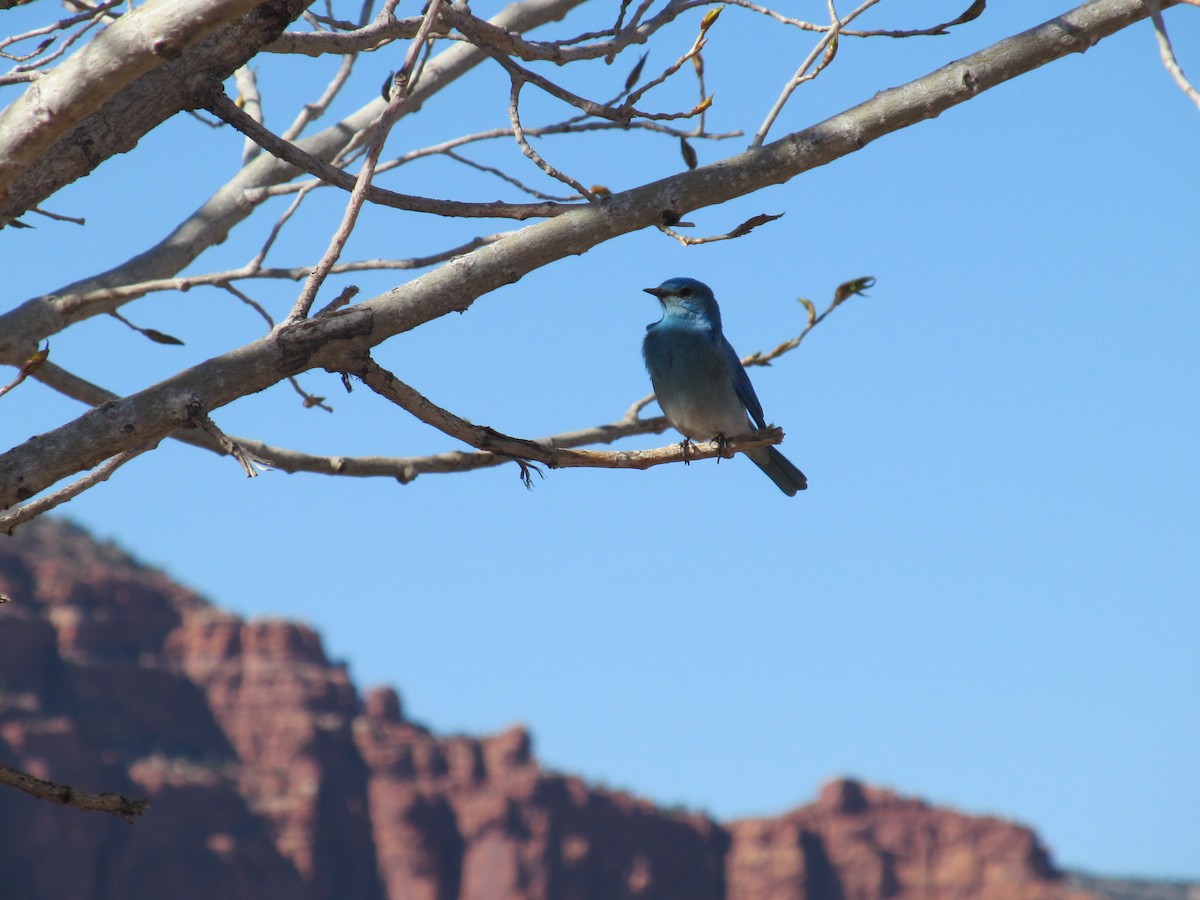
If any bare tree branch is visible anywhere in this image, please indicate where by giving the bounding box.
[227,416,676,483]
[269,0,695,65]
[0,0,313,223]
[753,0,883,147]
[280,48,358,140]
[45,235,504,311]
[459,13,714,129]
[20,278,864,489]
[205,89,577,221]
[658,212,785,246]
[233,64,263,164]
[0,761,148,821]
[264,11,423,55]
[288,0,454,322]
[255,118,742,204]
[0,0,591,368]
[0,438,161,533]
[0,1,115,58]
[0,0,268,205]
[0,0,1173,513]
[347,353,783,482]
[504,78,598,200]
[0,343,48,400]
[1145,0,1200,110]
[0,0,121,77]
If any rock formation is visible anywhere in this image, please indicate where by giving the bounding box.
[0,519,1119,899]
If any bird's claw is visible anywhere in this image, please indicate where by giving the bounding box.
[680,437,693,466]
[715,433,730,462]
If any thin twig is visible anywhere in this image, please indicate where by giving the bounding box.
[233,65,263,165]
[29,207,85,225]
[281,0,677,64]
[506,79,597,201]
[0,439,160,534]
[286,0,450,321]
[247,181,320,272]
[0,0,121,57]
[265,12,423,55]
[25,274,857,488]
[49,235,505,313]
[1145,0,1200,111]
[0,762,148,821]
[204,91,574,220]
[743,276,874,367]
[189,410,268,477]
[227,415,675,483]
[657,211,784,246]
[457,12,714,128]
[444,149,582,201]
[282,50,358,141]
[753,0,885,147]
[0,343,48,400]
[620,9,711,113]
[246,119,741,203]
[220,283,274,327]
[26,358,673,483]
[3,0,116,75]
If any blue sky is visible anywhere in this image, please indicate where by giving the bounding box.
[3,0,1199,881]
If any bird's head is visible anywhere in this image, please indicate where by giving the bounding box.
[643,277,721,326]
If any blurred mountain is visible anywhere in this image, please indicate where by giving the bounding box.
[0,518,1191,900]
[1069,875,1200,900]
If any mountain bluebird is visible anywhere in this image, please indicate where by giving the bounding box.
[642,277,808,496]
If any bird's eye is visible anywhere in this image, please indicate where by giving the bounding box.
[679,287,692,298]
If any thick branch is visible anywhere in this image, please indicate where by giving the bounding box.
[0,0,312,222]
[0,0,1171,510]
[0,439,160,533]
[0,0,268,206]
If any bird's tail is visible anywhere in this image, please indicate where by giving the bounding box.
[747,446,808,496]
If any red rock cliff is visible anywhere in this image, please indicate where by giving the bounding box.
[0,520,1096,900]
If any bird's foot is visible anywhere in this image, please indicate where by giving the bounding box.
[715,433,730,462]
[680,437,693,466]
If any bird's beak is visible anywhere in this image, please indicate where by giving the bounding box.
[643,287,667,299]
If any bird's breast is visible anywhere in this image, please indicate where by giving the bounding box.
[643,326,751,441]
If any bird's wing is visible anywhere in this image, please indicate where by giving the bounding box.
[723,337,766,430]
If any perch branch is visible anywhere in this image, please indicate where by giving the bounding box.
[345,353,783,482]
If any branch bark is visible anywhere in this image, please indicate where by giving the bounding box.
[0,0,312,223]
[0,761,148,821]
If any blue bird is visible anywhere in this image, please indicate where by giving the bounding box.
[642,277,807,496]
